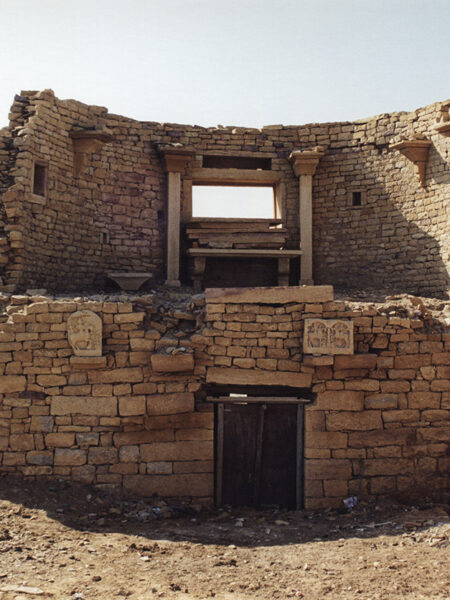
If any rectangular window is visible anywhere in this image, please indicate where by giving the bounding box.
[192,185,275,218]
[33,163,48,197]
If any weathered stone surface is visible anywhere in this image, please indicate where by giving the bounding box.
[88,368,143,384]
[313,390,364,411]
[304,319,353,355]
[147,393,195,415]
[118,395,146,416]
[0,376,26,393]
[151,353,194,373]
[326,411,382,431]
[54,448,86,466]
[334,354,377,369]
[206,367,312,388]
[67,310,102,357]
[51,396,117,416]
[205,286,334,304]
[140,441,213,462]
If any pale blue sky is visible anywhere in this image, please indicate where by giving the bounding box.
[0,0,449,128]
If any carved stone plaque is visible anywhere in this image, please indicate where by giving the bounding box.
[67,310,102,357]
[303,319,353,355]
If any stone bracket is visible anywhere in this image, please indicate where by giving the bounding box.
[390,139,431,186]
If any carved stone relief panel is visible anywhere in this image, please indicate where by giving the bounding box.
[303,319,353,355]
[67,310,102,357]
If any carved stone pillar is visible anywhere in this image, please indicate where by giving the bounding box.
[289,147,324,285]
[161,149,193,286]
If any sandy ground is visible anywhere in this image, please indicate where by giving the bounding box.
[0,477,449,600]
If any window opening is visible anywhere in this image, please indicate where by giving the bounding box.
[192,185,275,218]
[352,191,362,207]
[33,163,48,197]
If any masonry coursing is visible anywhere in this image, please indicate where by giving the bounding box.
[0,90,448,295]
[0,291,448,508]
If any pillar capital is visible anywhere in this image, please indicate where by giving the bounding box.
[289,146,324,177]
[159,146,194,173]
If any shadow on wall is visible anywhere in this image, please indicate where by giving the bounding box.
[313,146,450,298]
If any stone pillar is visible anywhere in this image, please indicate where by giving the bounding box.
[161,150,193,286]
[289,147,324,285]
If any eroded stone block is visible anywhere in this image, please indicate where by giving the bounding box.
[303,319,353,355]
[67,310,102,357]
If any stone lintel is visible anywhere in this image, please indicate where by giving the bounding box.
[289,146,325,177]
[205,285,334,304]
[206,367,312,389]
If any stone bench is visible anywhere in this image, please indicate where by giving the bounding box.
[186,248,302,290]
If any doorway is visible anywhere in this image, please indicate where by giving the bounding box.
[213,396,305,509]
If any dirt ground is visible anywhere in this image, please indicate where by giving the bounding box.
[0,477,448,600]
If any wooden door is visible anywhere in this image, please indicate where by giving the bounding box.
[216,401,303,509]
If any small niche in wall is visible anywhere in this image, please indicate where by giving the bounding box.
[350,190,365,207]
[100,231,110,244]
[32,163,48,197]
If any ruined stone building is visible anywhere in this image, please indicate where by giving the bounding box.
[0,90,448,509]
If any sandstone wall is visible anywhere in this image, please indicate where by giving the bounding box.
[0,289,448,508]
[0,91,448,296]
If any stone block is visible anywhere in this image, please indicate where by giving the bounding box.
[305,459,352,480]
[151,353,195,373]
[123,473,213,497]
[51,396,117,416]
[147,392,195,416]
[407,392,441,409]
[88,368,143,384]
[26,451,53,465]
[118,395,146,416]
[72,465,95,484]
[304,319,353,355]
[362,459,414,476]
[3,452,25,465]
[0,376,26,394]
[146,461,172,474]
[54,448,86,466]
[326,411,382,431]
[205,286,334,304]
[175,428,213,441]
[334,354,377,369]
[37,374,66,387]
[323,479,348,497]
[206,367,312,388]
[9,434,34,451]
[314,390,364,411]
[45,433,75,448]
[305,431,348,448]
[76,432,99,447]
[349,429,415,448]
[395,355,431,369]
[114,430,175,446]
[145,413,213,430]
[173,460,214,474]
[119,445,140,462]
[141,440,213,462]
[70,356,107,369]
[364,394,398,409]
[88,447,118,465]
[30,416,54,432]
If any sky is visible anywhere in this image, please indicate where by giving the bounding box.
[0,0,449,130]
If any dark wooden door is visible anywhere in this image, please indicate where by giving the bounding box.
[216,402,303,509]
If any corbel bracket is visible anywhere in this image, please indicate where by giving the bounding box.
[70,129,114,176]
[390,139,431,187]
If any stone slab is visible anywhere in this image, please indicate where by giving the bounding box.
[303,319,354,355]
[206,367,312,388]
[205,285,334,305]
[151,353,194,373]
[51,396,117,416]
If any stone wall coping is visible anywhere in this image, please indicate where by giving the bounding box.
[205,285,334,304]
